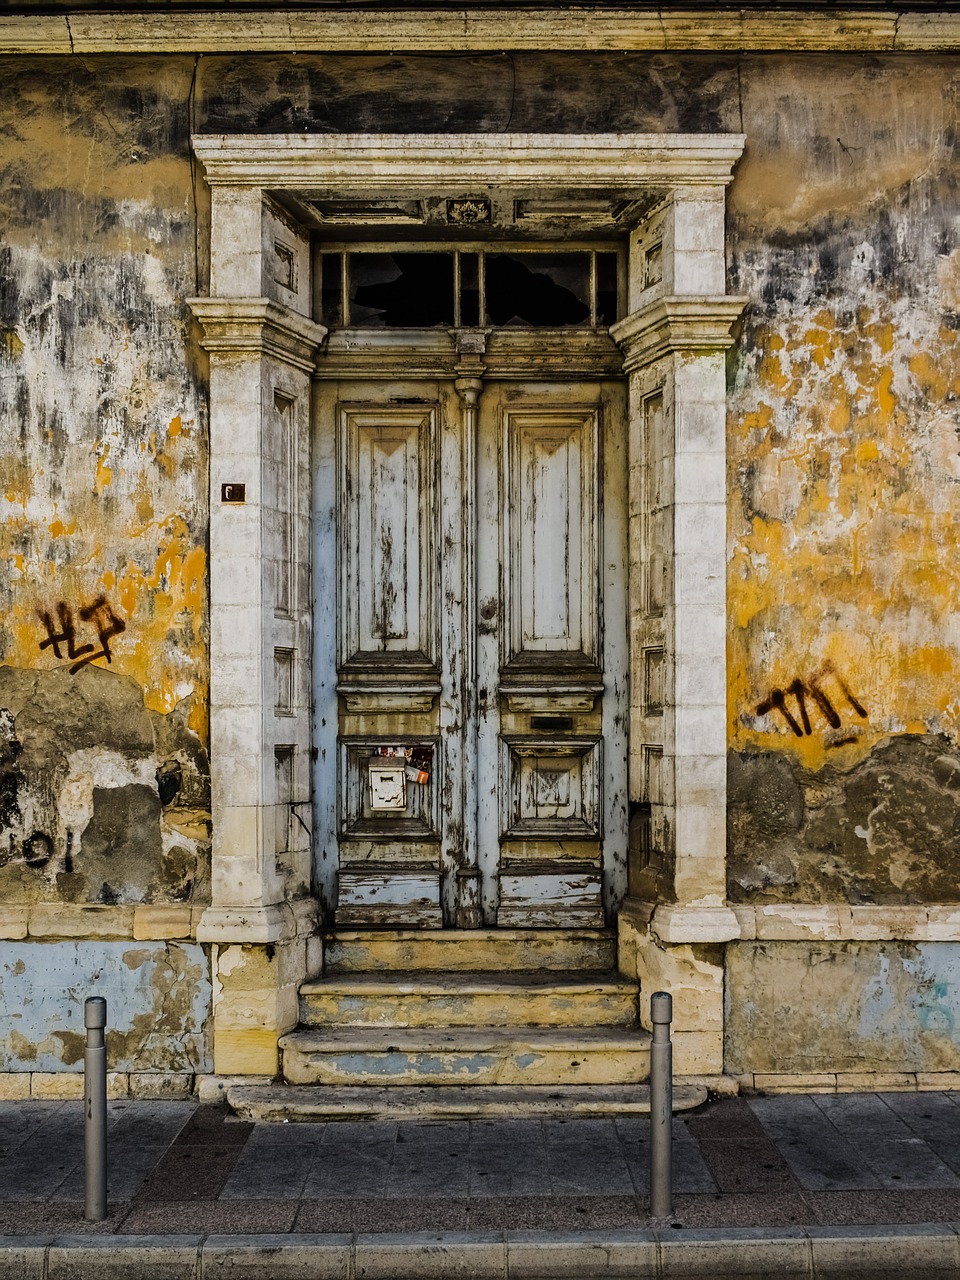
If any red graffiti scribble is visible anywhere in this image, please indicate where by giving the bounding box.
[756,661,867,738]
[38,596,126,673]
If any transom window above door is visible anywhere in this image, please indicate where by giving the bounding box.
[317,246,622,330]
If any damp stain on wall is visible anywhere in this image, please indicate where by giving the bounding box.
[0,664,210,906]
[728,736,960,904]
[0,55,209,747]
[726,52,960,766]
[726,940,960,1075]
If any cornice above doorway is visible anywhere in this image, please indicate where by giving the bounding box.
[3,9,959,55]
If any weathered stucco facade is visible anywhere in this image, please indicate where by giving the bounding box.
[1,9,959,1098]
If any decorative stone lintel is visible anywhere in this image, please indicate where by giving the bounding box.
[187,297,327,373]
[192,133,746,191]
[650,903,742,944]
[197,898,319,945]
[611,295,749,371]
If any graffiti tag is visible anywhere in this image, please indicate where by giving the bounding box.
[756,661,867,739]
[38,597,126,674]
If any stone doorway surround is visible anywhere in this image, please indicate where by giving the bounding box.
[187,133,747,1081]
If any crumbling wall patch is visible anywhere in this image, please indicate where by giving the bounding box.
[0,939,212,1073]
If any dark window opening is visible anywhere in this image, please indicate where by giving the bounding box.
[485,253,590,327]
[596,253,619,327]
[319,248,621,330]
[459,252,481,328]
[349,252,455,328]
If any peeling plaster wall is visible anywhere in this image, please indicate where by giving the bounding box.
[726,941,960,1076]
[0,940,211,1073]
[0,59,210,907]
[0,57,209,735]
[726,56,960,905]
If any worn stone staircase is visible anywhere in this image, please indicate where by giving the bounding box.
[229,929,705,1120]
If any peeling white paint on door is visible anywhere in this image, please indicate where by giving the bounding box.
[313,328,629,929]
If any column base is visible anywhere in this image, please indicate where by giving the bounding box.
[618,907,729,1076]
[197,897,318,944]
[203,898,319,1077]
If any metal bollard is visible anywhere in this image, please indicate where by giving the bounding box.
[649,990,673,1220]
[84,996,107,1222]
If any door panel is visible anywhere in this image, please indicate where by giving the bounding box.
[477,381,626,928]
[319,381,448,927]
[507,408,597,657]
[342,407,435,659]
[314,372,627,929]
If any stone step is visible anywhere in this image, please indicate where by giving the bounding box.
[299,970,639,1029]
[281,1026,651,1088]
[229,1081,707,1122]
[323,928,617,975]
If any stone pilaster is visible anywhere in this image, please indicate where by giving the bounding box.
[189,285,325,1074]
[613,187,746,1073]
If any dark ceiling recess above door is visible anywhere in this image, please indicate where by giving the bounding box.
[319,248,621,329]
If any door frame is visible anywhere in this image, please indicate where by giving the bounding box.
[188,132,747,959]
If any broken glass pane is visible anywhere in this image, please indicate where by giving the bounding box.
[484,253,591,327]
[349,252,454,327]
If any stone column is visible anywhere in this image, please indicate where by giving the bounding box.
[612,185,746,1077]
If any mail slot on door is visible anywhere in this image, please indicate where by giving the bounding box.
[368,759,407,811]
[367,745,433,812]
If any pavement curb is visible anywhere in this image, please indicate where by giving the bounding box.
[3,1224,960,1279]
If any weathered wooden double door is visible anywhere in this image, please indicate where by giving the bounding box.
[313,355,628,930]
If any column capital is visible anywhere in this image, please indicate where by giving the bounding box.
[611,295,748,372]
[187,297,327,373]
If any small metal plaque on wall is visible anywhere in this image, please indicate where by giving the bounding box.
[221,483,246,503]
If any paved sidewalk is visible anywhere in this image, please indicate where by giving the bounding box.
[4,1092,960,1275]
